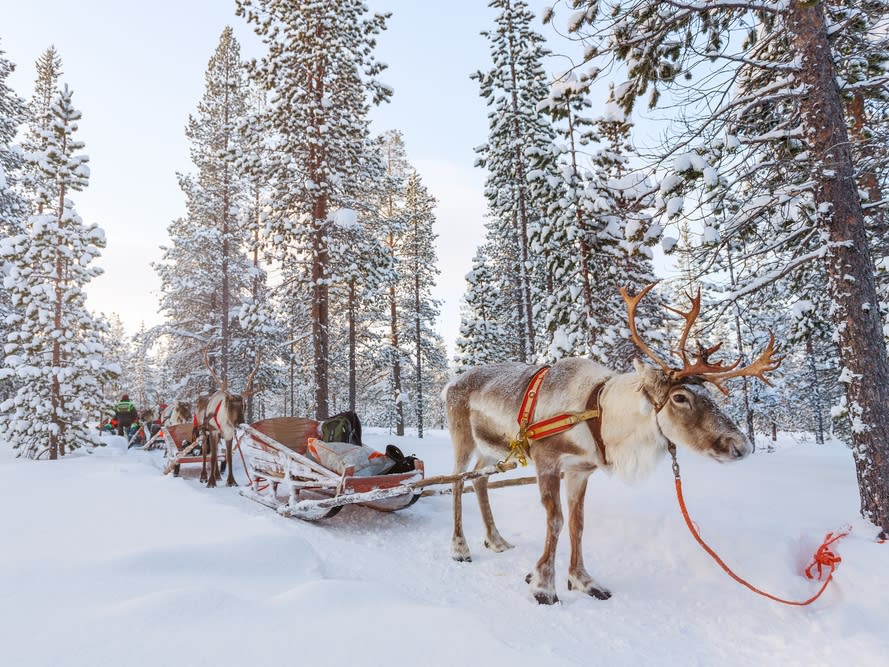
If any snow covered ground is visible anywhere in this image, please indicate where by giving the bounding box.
[1,429,886,667]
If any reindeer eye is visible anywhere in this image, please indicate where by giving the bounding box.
[672,393,688,404]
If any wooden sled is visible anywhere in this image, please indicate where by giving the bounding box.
[238,417,526,522]
[239,417,425,520]
[161,422,223,477]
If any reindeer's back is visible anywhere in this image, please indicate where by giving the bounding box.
[447,359,612,426]
[446,363,538,408]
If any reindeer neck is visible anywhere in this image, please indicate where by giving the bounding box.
[597,371,669,481]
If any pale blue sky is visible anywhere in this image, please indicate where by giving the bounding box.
[0,0,571,352]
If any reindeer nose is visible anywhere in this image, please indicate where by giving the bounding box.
[717,434,750,460]
[728,435,751,459]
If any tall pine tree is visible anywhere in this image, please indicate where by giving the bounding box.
[237,0,391,419]
[0,86,115,459]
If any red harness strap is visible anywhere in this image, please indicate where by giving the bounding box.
[212,400,223,430]
[515,367,608,465]
[517,367,550,434]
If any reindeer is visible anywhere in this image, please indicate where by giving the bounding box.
[444,284,782,605]
[197,352,260,488]
[161,401,192,427]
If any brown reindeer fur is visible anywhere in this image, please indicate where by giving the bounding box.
[162,401,192,427]
[444,357,750,605]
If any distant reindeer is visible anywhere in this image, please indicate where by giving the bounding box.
[443,284,782,604]
[198,351,260,488]
[161,401,192,427]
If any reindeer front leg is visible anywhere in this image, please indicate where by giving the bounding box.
[527,466,562,605]
[564,469,611,600]
[225,438,237,487]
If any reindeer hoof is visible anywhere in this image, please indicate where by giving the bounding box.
[567,579,612,600]
[484,537,514,553]
[226,480,237,488]
[451,537,472,562]
[533,590,559,605]
[207,479,217,489]
[525,573,532,584]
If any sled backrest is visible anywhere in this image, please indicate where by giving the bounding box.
[249,417,319,455]
[166,422,195,449]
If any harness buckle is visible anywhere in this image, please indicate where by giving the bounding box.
[507,428,530,466]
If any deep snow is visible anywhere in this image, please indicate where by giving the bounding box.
[0,429,886,666]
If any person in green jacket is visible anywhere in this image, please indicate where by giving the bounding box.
[112,394,138,437]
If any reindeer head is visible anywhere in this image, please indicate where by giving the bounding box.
[165,401,191,426]
[620,283,783,462]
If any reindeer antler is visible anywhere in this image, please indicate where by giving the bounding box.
[664,287,702,368]
[241,351,263,397]
[689,333,784,395]
[619,283,672,375]
[621,283,783,393]
[202,348,227,392]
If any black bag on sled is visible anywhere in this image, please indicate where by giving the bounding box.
[320,411,362,446]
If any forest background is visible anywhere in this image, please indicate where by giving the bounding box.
[1,0,888,536]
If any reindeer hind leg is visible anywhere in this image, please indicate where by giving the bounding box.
[199,430,208,483]
[449,413,475,563]
[207,431,219,488]
[225,438,237,487]
[473,461,513,553]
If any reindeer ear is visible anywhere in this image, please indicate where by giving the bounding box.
[632,357,654,381]
[633,358,670,399]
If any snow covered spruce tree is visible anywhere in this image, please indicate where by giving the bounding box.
[21,46,62,214]
[473,0,557,362]
[0,41,28,401]
[154,27,255,397]
[0,41,26,237]
[375,130,410,434]
[237,0,391,419]
[535,76,659,367]
[0,85,115,459]
[400,171,445,438]
[455,245,514,371]
[560,0,889,536]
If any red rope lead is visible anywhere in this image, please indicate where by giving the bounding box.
[673,476,847,606]
[804,529,848,581]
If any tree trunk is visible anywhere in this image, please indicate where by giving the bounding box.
[726,248,755,445]
[506,0,535,361]
[790,0,889,537]
[221,197,230,387]
[806,334,825,446]
[50,170,68,459]
[248,206,261,423]
[389,283,404,436]
[566,108,596,357]
[311,206,329,420]
[348,280,357,413]
[414,272,423,439]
